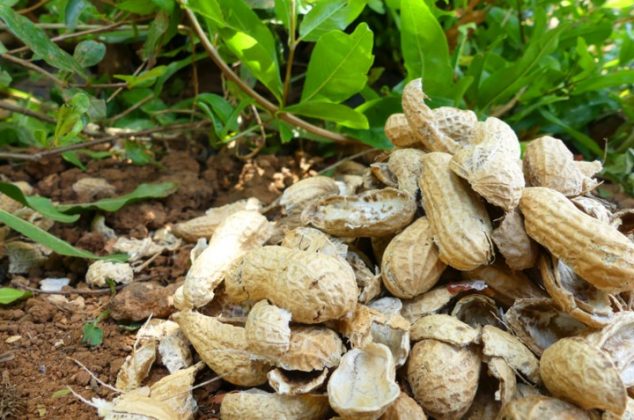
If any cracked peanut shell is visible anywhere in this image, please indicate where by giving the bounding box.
[491,208,539,271]
[220,390,330,420]
[244,300,292,361]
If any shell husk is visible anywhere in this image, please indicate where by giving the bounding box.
[385,113,419,147]
[115,341,157,391]
[267,368,329,395]
[491,208,539,271]
[220,390,330,420]
[279,176,340,215]
[451,294,504,328]
[281,226,346,257]
[387,148,426,197]
[481,325,540,383]
[410,314,480,346]
[244,300,292,361]
[380,392,427,420]
[497,395,594,420]
[86,261,134,288]
[486,357,517,405]
[277,326,345,372]
[401,281,487,323]
[464,264,545,306]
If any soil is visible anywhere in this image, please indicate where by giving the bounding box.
[0,143,324,419]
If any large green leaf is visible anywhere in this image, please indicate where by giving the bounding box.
[299,0,368,42]
[274,0,292,32]
[73,40,106,67]
[0,182,78,223]
[573,70,634,95]
[301,23,374,103]
[56,182,178,213]
[0,209,127,261]
[400,0,453,97]
[285,101,369,129]
[53,92,90,146]
[0,5,88,78]
[186,0,283,101]
[0,288,31,305]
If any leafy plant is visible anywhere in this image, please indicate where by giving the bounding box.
[81,310,110,347]
[0,287,31,305]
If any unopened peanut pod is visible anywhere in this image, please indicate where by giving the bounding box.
[491,208,539,271]
[540,337,627,414]
[302,187,417,237]
[116,341,157,391]
[481,325,539,383]
[347,248,382,303]
[451,294,504,328]
[505,298,587,356]
[277,326,344,372]
[385,113,419,147]
[410,314,480,346]
[220,390,330,420]
[86,260,134,288]
[371,162,399,188]
[401,280,488,323]
[464,264,544,306]
[279,175,339,216]
[402,79,477,153]
[267,368,329,395]
[522,187,634,292]
[419,152,493,270]
[172,311,271,386]
[498,395,594,420]
[182,210,271,308]
[328,343,400,419]
[224,246,357,323]
[523,136,600,196]
[172,198,261,242]
[245,300,292,361]
[572,195,614,223]
[381,217,446,298]
[407,339,480,418]
[281,226,347,257]
[336,304,411,367]
[486,357,517,405]
[539,255,614,328]
[387,148,426,197]
[149,362,204,420]
[380,392,427,420]
[585,312,634,388]
[450,117,524,210]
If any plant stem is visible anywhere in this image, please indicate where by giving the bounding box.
[182,7,355,145]
[282,0,297,106]
[0,100,56,124]
[0,53,66,87]
[516,0,526,44]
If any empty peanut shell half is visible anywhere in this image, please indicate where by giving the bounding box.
[410,314,480,346]
[267,368,329,395]
[451,294,503,328]
[245,300,292,361]
[115,340,157,391]
[481,325,540,383]
[276,326,345,372]
[498,395,593,420]
[384,113,418,147]
[279,176,340,215]
[220,390,330,420]
[301,187,417,237]
[464,264,544,306]
[491,208,539,271]
[387,148,426,197]
[328,343,400,419]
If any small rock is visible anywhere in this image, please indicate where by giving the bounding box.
[110,282,180,322]
[39,277,70,292]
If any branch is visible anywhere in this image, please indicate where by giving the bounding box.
[0,53,66,87]
[183,8,356,145]
[0,100,56,124]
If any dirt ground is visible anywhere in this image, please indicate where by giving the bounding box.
[0,143,325,419]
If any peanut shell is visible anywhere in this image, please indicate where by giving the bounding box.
[410,314,480,346]
[380,392,427,420]
[486,357,517,406]
[85,260,133,288]
[371,162,398,188]
[277,326,344,372]
[401,281,487,323]
[385,113,418,147]
[497,395,593,420]
[279,175,339,215]
[220,390,330,420]
[585,312,634,387]
[464,264,545,306]
[115,341,157,391]
[521,187,634,292]
[267,368,329,395]
[387,148,426,197]
[451,294,503,328]
[148,362,204,420]
[302,187,417,237]
[223,246,357,323]
[281,226,346,257]
[481,325,540,383]
[491,208,539,271]
[245,300,292,361]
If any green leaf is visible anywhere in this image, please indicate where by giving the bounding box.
[61,151,86,170]
[51,388,72,399]
[186,0,283,101]
[0,67,11,87]
[0,288,31,305]
[285,101,369,129]
[299,0,368,42]
[57,182,177,213]
[301,23,374,103]
[53,92,90,145]
[400,0,453,97]
[73,40,106,67]
[0,5,88,78]
[151,0,175,12]
[142,11,170,61]
[0,209,126,261]
[116,0,157,14]
[275,0,292,31]
[65,0,86,31]
[573,70,634,95]
[115,66,167,88]
[81,322,104,347]
[0,182,79,223]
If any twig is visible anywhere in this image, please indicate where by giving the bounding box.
[183,7,356,145]
[107,62,146,103]
[71,359,122,393]
[17,285,126,295]
[281,0,298,105]
[17,0,50,14]
[0,100,56,124]
[107,93,154,123]
[71,82,128,89]
[0,53,66,87]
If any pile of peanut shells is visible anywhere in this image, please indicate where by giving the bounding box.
[101,78,634,419]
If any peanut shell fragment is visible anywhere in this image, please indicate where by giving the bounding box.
[245,300,292,361]
[497,395,593,420]
[277,326,345,372]
[481,325,540,384]
[220,390,330,420]
[380,392,427,420]
[491,208,539,271]
[385,113,418,147]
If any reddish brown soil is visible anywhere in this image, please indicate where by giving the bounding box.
[0,145,323,419]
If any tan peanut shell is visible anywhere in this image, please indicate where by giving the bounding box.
[521,187,634,292]
[385,113,419,147]
[302,187,417,237]
[451,294,503,328]
[381,217,446,298]
[572,195,614,223]
[450,117,525,210]
[497,395,594,420]
[523,136,600,196]
[220,390,330,420]
[281,226,346,257]
[540,337,627,414]
[401,281,486,323]
[419,152,493,270]
[433,106,478,146]
[387,148,426,197]
[279,175,339,215]
[172,198,261,242]
[115,341,157,391]
[223,246,357,323]
[410,314,480,346]
[149,362,204,420]
[328,343,400,419]
[86,260,134,288]
[539,255,614,328]
[371,162,398,188]
[267,368,329,395]
[368,296,403,317]
[464,264,544,306]
[277,326,345,371]
[244,300,292,361]
[98,392,181,420]
[491,208,539,271]
[346,248,382,303]
[172,310,271,386]
[181,210,271,308]
[72,177,116,201]
[380,392,427,420]
[407,339,480,418]
[481,325,540,383]
[505,298,586,356]
[486,357,517,406]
